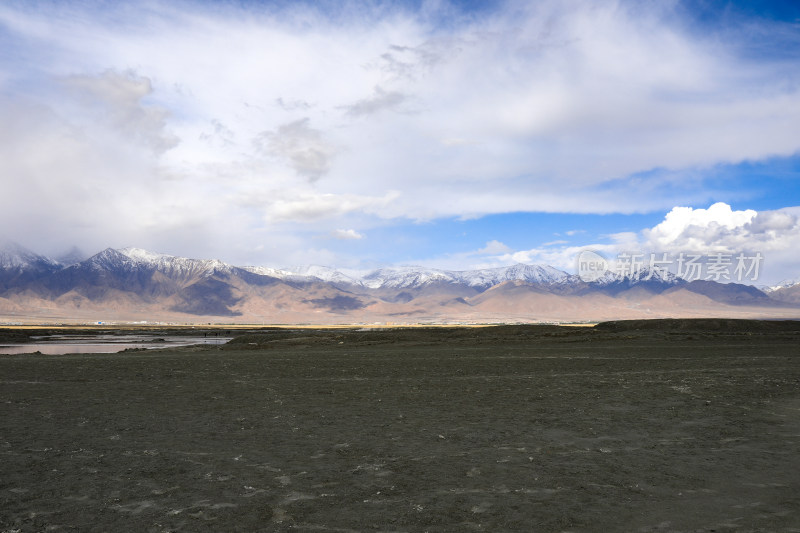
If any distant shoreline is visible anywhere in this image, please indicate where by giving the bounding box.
[4,317,800,332]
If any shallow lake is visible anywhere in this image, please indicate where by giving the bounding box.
[0,334,231,355]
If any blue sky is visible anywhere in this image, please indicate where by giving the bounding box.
[1,0,800,283]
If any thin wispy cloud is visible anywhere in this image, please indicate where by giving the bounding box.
[342,86,408,117]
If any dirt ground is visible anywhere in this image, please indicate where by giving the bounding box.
[1,321,799,532]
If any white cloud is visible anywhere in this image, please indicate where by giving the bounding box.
[477,240,511,254]
[330,228,364,240]
[1,1,799,268]
[495,242,632,272]
[639,204,800,282]
[643,203,759,252]
[492,203,800,283]
[265,190,400,221]
[0,78,185,255]
[638,203,800,257]
[61,71,179,154]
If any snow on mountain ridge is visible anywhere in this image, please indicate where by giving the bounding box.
[361,266,453,289]
[77,248,688,289]
[358,263,573,289]
[764,277,800,292]
[119,247,171,263]
[120,248,228,270]
[458,263,572,287]
[594,265,683,286]
[62,249,685,289]
[84,248,135,271]
[83,247,233,278]
[242,265,292,278]
[1,244,785,292]
[291,265,364,285]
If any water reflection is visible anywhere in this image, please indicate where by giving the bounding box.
[0,334,231,355]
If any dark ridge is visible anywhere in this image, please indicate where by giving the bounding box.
[682,280,769,305]
[591,278,683,297]
[227,324,575,348]
[383,291,414,304]
[232,268,282,287]
[304,295,366,311]
[170,278,242,316]
[594,318,800,333]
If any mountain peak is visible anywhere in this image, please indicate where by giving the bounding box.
[113,247,234,277]
[0,242,796,322]
[84,248,136,271]
[356,263,574,289]
[118,247,172,263]
[765,277,800,292]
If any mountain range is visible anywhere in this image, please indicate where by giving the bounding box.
[0,243,799,324]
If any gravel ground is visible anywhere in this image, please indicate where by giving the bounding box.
[1,322,799,532]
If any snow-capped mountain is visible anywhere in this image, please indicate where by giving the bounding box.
[60,247,235,282]
[242,265,292,278]
[0,243,796,322]
[472,263,573,287]
[0,242,62,291]
[117,248,233,278]
[765,277,800,292]
[359,263,574,289]
[360,266,456,289]
[243,264,364,286]
[597,266,683,286]
[242,263,574,289]
[81,248,140,272]
[764,277,800,305]
[287,265,364,286]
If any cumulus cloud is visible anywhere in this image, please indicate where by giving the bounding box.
[489,203,800,283]
[641,203,799,254]
[641,205,800,282]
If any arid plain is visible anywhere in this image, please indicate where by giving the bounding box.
[1,320,799,532]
